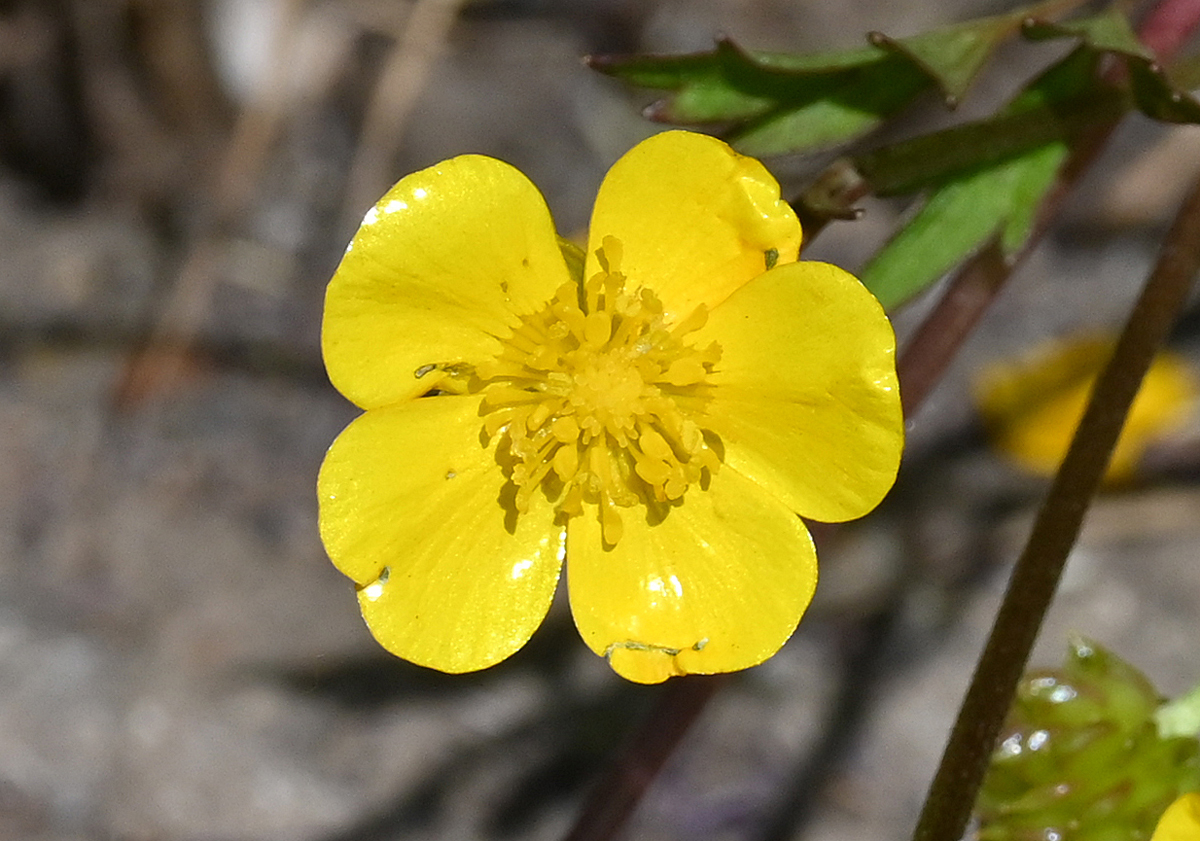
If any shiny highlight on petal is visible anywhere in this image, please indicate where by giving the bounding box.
[567,466,818,684]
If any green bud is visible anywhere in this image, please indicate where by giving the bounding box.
[976,636,1200,841]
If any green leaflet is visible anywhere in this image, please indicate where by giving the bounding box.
[857,49,1101,310]
[859,144,1068,311]
[1026,8,1200,123]
[728,59,929,157]
[856,4,1200,310]
[594,2,1197,308]
[589,0,1090,156]
[590,38,926,156]
[870,11,1038,104]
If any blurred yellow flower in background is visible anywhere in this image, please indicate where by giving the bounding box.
[1151,792,1200,841]
[318,130,903,683]
[976,335,1198,483]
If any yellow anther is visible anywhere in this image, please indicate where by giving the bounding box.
[634,456,671,487]
[550,415,579,442]
[638,428,674,461]
[679,420,703,453]
[527,402,551,431]
[663,358,706,386]
[552,443,579,480]
[584,311,612,347]
[596,236,622,272]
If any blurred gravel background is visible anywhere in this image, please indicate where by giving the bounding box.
[1,1,1199,840]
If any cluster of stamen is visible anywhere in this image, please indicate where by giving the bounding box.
[473,236,722,545]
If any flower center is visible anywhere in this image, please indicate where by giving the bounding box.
[474,236,722,546]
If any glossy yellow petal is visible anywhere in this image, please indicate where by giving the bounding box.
[318,396,564,672]
[567,467,816,684]
[585,131,802,322]
[976,336,1199,482]
[323,155,572,409]
[1151,793,1200,841]
[697,260,903,523]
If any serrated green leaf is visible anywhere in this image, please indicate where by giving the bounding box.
[590,0,1097,156]
[872,15,1028,103]
[729,58,930,156]
[1023,9,1154,60]
[858,168,1007,311]
[591,38,893,123]
[1128,62,1200,123]
[739,42,890,73]
[857,50,1099,309]
[845,46,1120,200]
[592,38,931,154]
[999,142,1072,253]
[854,90,1120,197]
[649,83,774,124]
[858,146,1067,311]
[1024,8,1200,124]
[863,0,1089,101]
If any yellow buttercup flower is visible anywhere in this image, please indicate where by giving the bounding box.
[1151,793,1200,841]
[318,130,903,684]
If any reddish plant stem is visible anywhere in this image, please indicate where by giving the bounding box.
[1137,0,1200,57]
[896,243,1008,414]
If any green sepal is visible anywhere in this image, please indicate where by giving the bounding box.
[557,237,586,283]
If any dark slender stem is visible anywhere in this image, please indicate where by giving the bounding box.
[910,167,1200,841]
